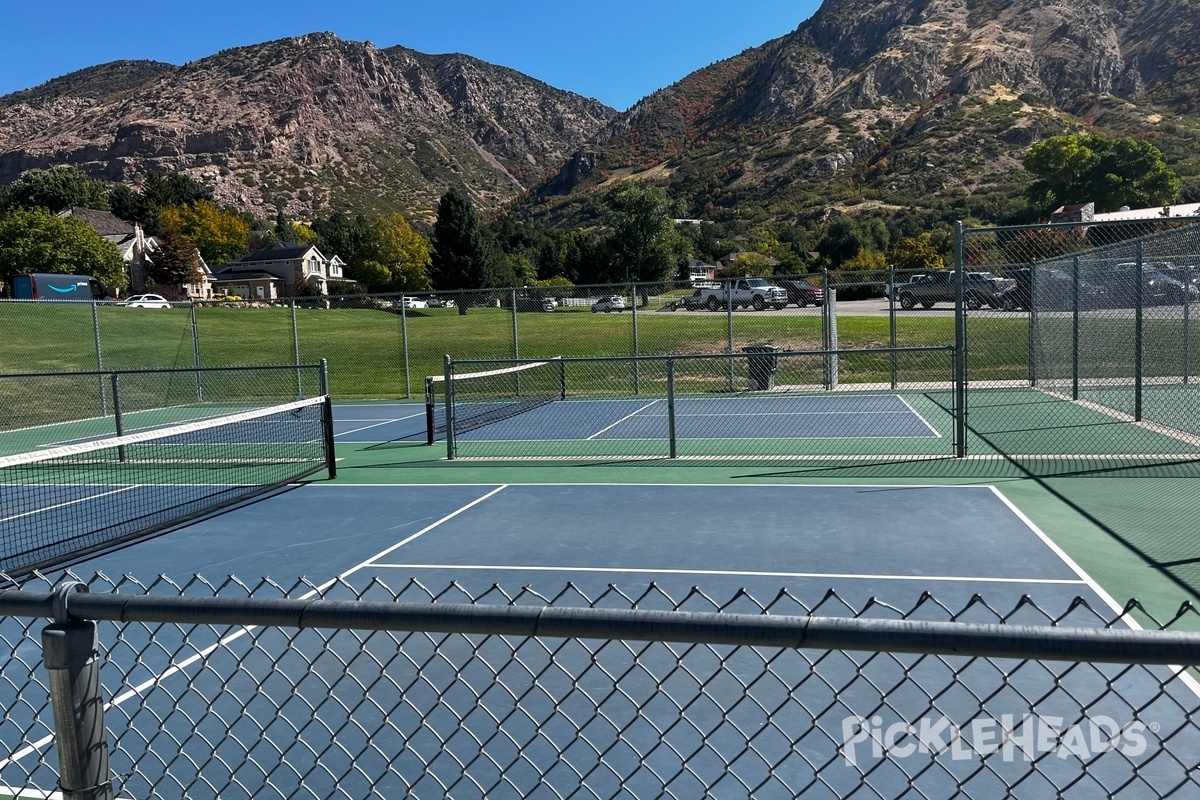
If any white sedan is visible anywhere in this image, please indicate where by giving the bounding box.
[591,295,627,313]
[121,294,172,308]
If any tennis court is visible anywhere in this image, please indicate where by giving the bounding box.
[2,361,1200,799]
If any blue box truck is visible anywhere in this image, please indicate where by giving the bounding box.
[11,273,106,300]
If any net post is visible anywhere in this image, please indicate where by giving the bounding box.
[558,357,566,400]
[322,395,337,479]
[319,358,330,397]
[425,377,436,446]
[444,355,456,460]
[42,584,114,800]
[667,357,677,458]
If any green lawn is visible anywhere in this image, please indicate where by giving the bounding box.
[11,301,1200,400]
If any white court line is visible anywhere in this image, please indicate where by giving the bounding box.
[990,486,1200,700]
[895,395,943,437]
[367,563,1087,585]
[334,419,411,437]
[0,486,141,525]
[0,485,511,770]
[586,400,661,440]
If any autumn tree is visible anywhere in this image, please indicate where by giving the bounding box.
[0,207,127,289]
[1023,134,1180,214]
[888,236,945,271]
[352,213,433,292]
[159,200,250,265]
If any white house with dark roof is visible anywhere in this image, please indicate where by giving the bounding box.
[210,243,343,300]
[57,207,213,298]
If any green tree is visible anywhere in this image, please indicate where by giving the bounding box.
[817,216,890,269]
[159,200,250,265]
[431,188,493,312]
[312,213,368,264]
[1023,134,1181,213]
[146,225,205,292]
[352,213,432,292]
[0,166,110,214]
[598,183,687,283]
[888,236,945,271]
[0,207,127,289]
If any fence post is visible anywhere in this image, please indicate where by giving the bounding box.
[444,354,456,460]
[1072,255,1080,399]
[631,281,640,395]
[954,222,968,457]
[725,282,735,392]
[110,373,126,462]
[400,294,411,400]
[1185,263,1192,385]
[91,302,106,415]
[888,265,897,389]
[667,356,677,458]
[42,583,113,800]
[1135,242,1144,422]
[190,300,204,402]
[291,299,303,400]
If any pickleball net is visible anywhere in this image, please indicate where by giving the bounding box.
[0,395,336,576]
[425,357,566,444]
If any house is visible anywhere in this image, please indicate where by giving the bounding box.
[1091,202,1200,222]
[685,258,717,285]
[1050,203,1095,224]
[210,243,341,300]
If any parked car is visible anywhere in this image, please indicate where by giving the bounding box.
[892,271,1014,310]
[426,296,456,308]
[1106,263,1199,306]
[400,297,428,309]
[669,290,708,311]
[121,294,171,308]
[995,268,1106,311]
[774,279,824,308]
[591,295,627,313]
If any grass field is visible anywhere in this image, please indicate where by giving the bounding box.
[4,300,1200,400]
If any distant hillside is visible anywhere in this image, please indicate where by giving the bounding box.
[0,33,617,221]
[525,0,1200,229]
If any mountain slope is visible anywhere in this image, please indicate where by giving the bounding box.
[531,0,1200,226]
[0,33,616,220]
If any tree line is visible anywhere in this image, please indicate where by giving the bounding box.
[0,133,1182,299]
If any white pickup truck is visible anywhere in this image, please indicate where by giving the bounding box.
[697,278,788,311]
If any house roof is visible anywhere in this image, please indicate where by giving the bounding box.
[210,269,285,283]
[58,207,135,237]
[238,243,324,263]
[1092,202,1200,222]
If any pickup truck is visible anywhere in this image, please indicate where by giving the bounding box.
[696,278,788,311]
[892,271,1014,310]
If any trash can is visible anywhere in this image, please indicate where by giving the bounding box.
[743,344,779,391]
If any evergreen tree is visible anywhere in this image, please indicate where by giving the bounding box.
[0,166,111,214]
[431,188,492,313]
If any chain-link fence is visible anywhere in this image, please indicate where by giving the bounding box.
[0,575,1196,799]
[0,363,329,457]
[961,218,1200,463]
[436,348,958,461]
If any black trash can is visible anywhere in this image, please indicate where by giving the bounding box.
[743,344,779,391]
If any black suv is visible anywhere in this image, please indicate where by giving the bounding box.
[774,279,824,307]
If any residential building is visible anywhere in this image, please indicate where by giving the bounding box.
[210,243,341,300]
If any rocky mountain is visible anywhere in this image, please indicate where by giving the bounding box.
[4,0,1200,231]
[531,0,1200,227]
[0,33,616,221]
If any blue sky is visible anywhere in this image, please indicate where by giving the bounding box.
[0,1,822,111]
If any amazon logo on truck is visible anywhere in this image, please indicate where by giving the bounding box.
[10,273,107,300]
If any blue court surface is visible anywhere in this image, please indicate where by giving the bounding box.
[333,395,941,444]
[54,483,1091,607]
